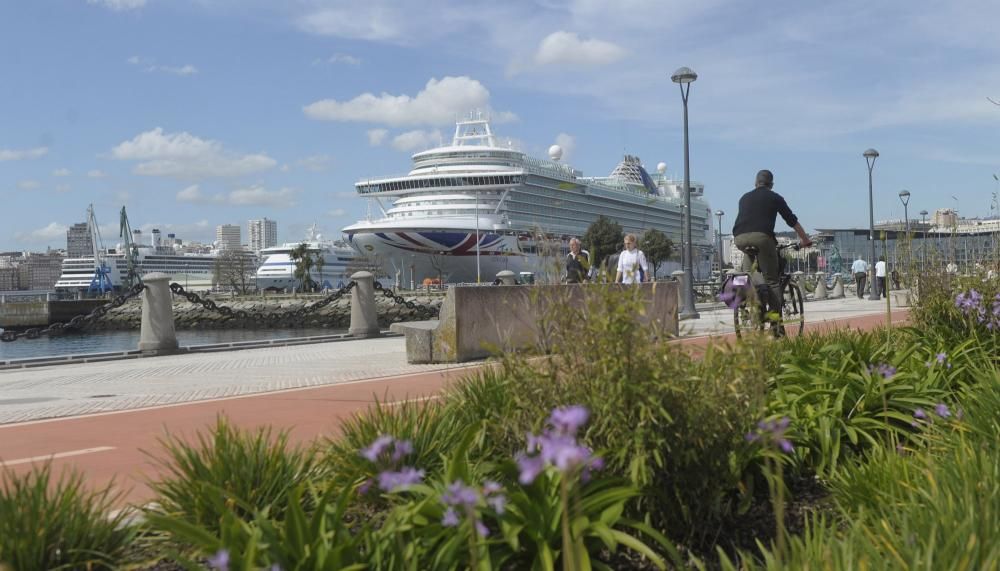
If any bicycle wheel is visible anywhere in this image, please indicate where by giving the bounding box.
[733,284,765,338]
[781,281,805,337]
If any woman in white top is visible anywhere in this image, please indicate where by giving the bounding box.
[615,233,649,284]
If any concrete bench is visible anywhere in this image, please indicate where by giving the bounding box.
[391,282,680,364]
[889,289,913,307]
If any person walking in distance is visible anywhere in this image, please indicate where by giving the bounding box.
[875,255,887,297]
[565,238,591,283]
[851,255,869,299]
[732,170,813,313]
[615,234,648,284]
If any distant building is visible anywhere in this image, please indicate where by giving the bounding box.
[0,267,18,291]
[67,222,92,258]
[17,252,64,290]
[248,218,277,253]
[216,224,241,250]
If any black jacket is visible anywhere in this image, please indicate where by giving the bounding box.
[732,187,799,239]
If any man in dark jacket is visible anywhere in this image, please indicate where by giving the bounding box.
[732,170,813,313]
[565,238,590,283]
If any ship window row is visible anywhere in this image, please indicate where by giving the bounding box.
[359,175,521,194]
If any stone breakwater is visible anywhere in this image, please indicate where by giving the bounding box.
[88,294,444,331]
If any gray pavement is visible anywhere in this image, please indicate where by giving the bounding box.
[0,295,900,425]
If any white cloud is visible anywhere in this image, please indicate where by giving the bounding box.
[367,129,388,146]
[176,184,224,204]
[18,222,68,242]
[554,133,576,161]
[115,191,131,203]
[228,185,296,207]
[297,7,401,41]
[17,180,40,190]
[0,147,48,161]
[55,184,71,193]
[303,76,515,127]
[111,128,276,178]
[88,0,145,11]
[391,129,443,152]
[280,164,290,172]
[52,168,71,177]
[87,169,106,178]
[127,56,198,76]
[533,31,627,68]
[295,154,333,172]
[325,53,362,66]
[329,208,347,217]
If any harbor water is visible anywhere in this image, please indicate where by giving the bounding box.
[0,327,346,362]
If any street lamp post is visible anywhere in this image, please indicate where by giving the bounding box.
[864,148,880,300]
[920,209,928,271]
[714,209,724,285]
[672,66,699,319]
[899,190,910,273]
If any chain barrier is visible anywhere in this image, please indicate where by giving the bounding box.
[168,281,356,326]
[0,283,147,343]
[373,281,439,319]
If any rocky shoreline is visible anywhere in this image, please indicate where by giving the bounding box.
[89,293,444,331]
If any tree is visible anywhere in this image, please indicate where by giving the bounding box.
[639,228,674,279]
[213,248,256,294]
[582,216,623,272]
[289,242,318,292]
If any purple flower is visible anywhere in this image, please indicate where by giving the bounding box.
[360,435,395,463]
[747,416,794,454]
[441,480,479,508]
[442,507,460,527]
[936,352,947,364]
[391,439,414,462]
[487,494,507,515]
[207,550,230,571]
[549,405,589,436]
[482,480,502,495]
[516,453,545,485]
[475,520,490,538]
[913,408,927,419]
[357,478,373,496]
[868,363,896,379]
[377,467,425,492]
[934,403,951,418]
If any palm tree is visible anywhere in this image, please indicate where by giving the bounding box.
[289,242,316,291]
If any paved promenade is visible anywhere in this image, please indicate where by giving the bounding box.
[0,295,907,506]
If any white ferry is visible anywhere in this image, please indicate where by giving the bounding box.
[342,114,714,284]
[254,226,358,291]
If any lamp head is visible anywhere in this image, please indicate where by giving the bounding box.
[671,66,698,84]
[898,189,910,205]
[715,210,724,216]
[920,210,928,216]
[863,148,879,159]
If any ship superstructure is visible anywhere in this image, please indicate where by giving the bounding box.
[342,114,713,284]
[254,225,358,291]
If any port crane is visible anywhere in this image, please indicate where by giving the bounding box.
[119,206,141,289]
[86,204,114,294]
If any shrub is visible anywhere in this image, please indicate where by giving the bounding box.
[147,416,319,533]
[0,464,135,570]
[449,284,769,540]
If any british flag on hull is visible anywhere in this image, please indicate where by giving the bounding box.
[373,231,507,256]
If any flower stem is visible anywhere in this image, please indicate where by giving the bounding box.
[560,477,577,571]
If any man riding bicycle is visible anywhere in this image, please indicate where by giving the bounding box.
[732,170,813,314]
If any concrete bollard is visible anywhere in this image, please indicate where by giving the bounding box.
[814,272,828,300]
[496,270,517,286]
[138,272,179,355]
[671,270,686,307]
[349,271,380,337]
[831,274,845,298]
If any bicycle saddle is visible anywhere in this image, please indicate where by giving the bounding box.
[743,246,760,257]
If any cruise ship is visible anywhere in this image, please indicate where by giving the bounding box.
[254,225,358,291]
[55,229,219,292]
[342,114,713,284]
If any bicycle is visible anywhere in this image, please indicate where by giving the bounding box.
[720,243,805,338]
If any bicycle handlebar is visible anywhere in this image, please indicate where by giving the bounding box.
[777,243,802,252]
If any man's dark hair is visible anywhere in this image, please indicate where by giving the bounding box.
[755,169,774,189]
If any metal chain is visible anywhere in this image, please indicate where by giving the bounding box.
[168,281,356,326]
[0,283,147,343]
[372,281,439,318]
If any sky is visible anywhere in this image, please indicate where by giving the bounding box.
[2,0,999,252]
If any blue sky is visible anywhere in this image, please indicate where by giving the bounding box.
[2,0,999,252]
